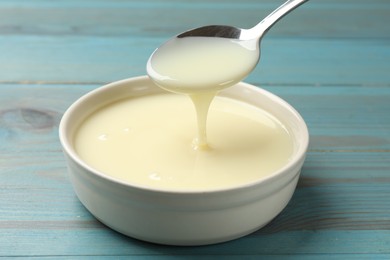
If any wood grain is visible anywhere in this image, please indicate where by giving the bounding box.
[0,0,390,258]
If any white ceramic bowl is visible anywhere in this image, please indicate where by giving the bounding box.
[59,76,308,246]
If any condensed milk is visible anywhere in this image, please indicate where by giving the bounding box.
[74,93,293,191]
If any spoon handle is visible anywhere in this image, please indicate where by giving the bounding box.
[251,0,308,39]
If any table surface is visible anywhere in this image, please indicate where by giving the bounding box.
[1,0,390,258]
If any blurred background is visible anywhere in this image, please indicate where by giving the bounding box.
[1,0,389,86]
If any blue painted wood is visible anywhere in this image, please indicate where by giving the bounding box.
[1,36,389,86]
[1,0,390,258]
[1,83,389,256]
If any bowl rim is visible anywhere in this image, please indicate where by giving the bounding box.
[59,75,309,195]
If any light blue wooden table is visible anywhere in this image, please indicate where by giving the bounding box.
[1,0,390,258]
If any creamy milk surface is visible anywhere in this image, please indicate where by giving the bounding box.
[74,94,293,191]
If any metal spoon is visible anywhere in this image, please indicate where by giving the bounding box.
[147,0,309,92]
[177,0,308,41]
[147,0,308,149]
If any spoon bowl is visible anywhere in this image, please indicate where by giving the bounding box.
[147,0,308,94]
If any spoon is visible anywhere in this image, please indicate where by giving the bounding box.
[146,0,308,149]
[177,0,308,41]
[147,0,309,94]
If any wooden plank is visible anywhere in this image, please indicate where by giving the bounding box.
[1,229,390,256]
[2,151,389,226]
[0,0,389,39]
[1,36,389,86]
[1,0,389,85]
[0,84,389,149]
[269,85,390,149]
